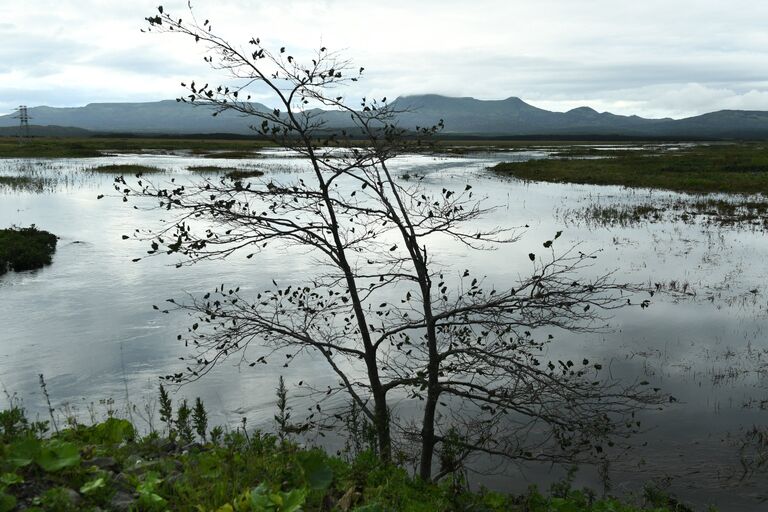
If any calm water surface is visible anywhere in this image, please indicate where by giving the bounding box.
[1,148,766,510]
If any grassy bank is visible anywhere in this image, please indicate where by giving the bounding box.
[0,400,693,512]
[0,138,273,159]
[492,143,768,195]
[0,226,57,276]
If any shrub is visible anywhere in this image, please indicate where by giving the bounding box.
[0,225,57,276]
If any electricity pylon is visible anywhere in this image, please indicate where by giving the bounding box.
[11,105,31,143]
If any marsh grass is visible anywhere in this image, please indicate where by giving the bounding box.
[0,139,103,158]
[493,143,768,195]
[186,166,265,179]
[563,197,768,229]
[0,225,58,276]
[186,165,240,173]
[0,175,52,193]
[225,169,264,179]
[202,150,263,159]
[0,175,36,187]
[88,164,165,174]
[549,147,657,158]
[0,137,274,158]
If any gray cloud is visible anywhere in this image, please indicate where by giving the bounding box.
[1,0,767,118]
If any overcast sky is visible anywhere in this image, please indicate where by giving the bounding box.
[2,0,768,118]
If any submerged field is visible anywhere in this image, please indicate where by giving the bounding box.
[492,143,768,195]
[2,142,768,510]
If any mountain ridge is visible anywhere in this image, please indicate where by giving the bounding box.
[1,95,767,139]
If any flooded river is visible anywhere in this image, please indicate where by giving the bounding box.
[1,147,767,510]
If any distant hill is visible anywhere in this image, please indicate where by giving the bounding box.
[389,95,670,136]
[0,100,269,135]
[1,96,767,139]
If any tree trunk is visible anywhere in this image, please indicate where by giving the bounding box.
[418,317,440,480]
[419,385,439,480]
[372,386,392,461]
[309,153,393,462]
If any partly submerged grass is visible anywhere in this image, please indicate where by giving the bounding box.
[0,225,57,276]
[0,175,34,186]
[187,165,240,173]
[0,175,47,192]
[492,143,768,195]
[225,169,265,179]
[202,150,263,159]
[562,197,768,229]
[186,166,265,179]
[88,164,164,174]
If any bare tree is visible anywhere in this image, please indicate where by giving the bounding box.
[120,5,660,480]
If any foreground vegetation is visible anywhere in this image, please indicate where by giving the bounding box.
[492,143,768,195]
[0,397,694,512]
[0,226,57,276]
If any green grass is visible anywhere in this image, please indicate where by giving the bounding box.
[0,137,274,159]
[548,147,657,158]
[0,402,689,512]
[88,164,165,174]
[0,225,57,276]
[202,151,263,159]
[225,169,265,179]
[187,165,240,173]
[187,166,265,178]
[0,139,103,158]
[492,143,768,195]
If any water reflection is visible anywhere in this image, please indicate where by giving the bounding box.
[1,149,767,510]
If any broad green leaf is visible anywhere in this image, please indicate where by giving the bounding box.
[0,473,23,486]
[280,488,307,512]
[80,477,106,494]
[249,483,273,508]
[35,441,80,472]
[138,491,167,512]
[138,470,163,492]
[7,437,40,468]
[94,418,135,444]
[297,451,333,490]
